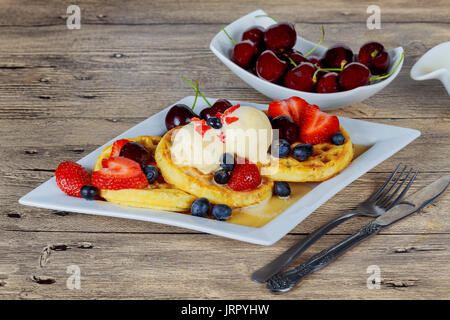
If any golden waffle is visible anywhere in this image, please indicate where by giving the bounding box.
[261,126,353,182]
[94,136,196,212]
[155,128,274,208]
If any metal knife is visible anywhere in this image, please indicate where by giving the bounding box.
[266,175,450,293]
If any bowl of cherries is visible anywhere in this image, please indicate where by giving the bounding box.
[209,9,404,110]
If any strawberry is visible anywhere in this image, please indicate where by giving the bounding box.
[110,139,130,158]
[268,96,309,125]
[92,157,148,190]
[55,162,91,197]
[228,160,262,191]
[299,104,339,144]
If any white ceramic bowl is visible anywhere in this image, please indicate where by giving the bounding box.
[210,9,404,110]
[410,41,450,95]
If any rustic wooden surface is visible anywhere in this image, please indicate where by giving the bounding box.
[1,0,449,300]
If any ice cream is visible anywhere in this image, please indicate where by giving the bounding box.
[222,106,272,164]
[170,119,224,174]
[170,105,273,174]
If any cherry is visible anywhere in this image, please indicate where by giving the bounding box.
[165,104,197,130]
[358,42,390,75]
[308,55,323,68]
[263,22,297,53]
[200,99,232,119]
[316,72,339,93]
[242,26,265,50]
[338,62,370,91]
[119,142,152,166]
[232,40,259,69]
[256,50,288,83]
[279,49,308,69]
[284,62,317,92]
[322,44,354,68]
[271,115,299,144]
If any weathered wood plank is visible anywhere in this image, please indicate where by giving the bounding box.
[0,0,449,26]
[1,231,448,299]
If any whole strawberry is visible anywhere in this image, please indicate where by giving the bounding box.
[228,160,261,191]
[55,162,91,197]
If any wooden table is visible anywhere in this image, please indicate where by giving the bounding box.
[1,0,449,300]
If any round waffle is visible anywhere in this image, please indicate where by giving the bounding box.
[155,128,274,208]
[261,126,353,182]
[94,136,196,212]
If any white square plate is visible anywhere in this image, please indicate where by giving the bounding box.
[210,9,404,110]
[19,96,420,245]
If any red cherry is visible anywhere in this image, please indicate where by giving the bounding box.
[271,115,299,144]
[242,26,265,49]
[316,72,339,93]
[308,55,323,68]
[284,62,316,92]
[323,44,354,68]
[232,40,259,69]
[200,99,232,120]
[256,50,288,83]
[165,104,198,130]
[280,49,308,69]
[212,99,233,113]
[359,42,390,75]
[263,22,297,53]
[339,62,370,91]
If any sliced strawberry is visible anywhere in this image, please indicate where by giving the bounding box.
[92,157,148,190]
[110,139,130,158]
[228,159,261,191]
[268,96,309,124]
[299,105,339,144]
[55,162,91,197]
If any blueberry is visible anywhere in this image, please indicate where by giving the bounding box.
[143,165,159,184]
[292,144,313,162]
[206,116,222,129]
[80,185,99,200]
[273,181,291,197]
[267,114,273,122]
[220,153,235,171]
[331,132,345,145]
[212,204,232,220]
[214,169,230,184]
[191,198,210,217]
[270,139,290,158]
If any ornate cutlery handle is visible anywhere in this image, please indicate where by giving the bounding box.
[266,220,384,293]
[252,210,360,283]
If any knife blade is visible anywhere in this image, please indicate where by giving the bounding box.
[375,175,450,226]
[266,175,450,293]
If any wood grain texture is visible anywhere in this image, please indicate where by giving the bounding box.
[0,0,449,299]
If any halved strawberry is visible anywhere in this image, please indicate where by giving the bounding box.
[55,162,91,197]
[110,139,130,158]
[92,157,148,190]
[268,96,309,124]
[299,104,339,144]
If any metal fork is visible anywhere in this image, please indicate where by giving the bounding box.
[252,163,417,283]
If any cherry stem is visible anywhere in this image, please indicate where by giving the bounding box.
[182,77,212,107]
[312,66,343,82]
[370,52,404,81]
[304,25,325,57]
[192,80,199,110]
[222,28,237,45]
[255,14,278,23]
[287,56,297,68]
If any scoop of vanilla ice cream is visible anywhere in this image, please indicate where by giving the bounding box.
[170,122,224,174]
[222,106,272,164]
